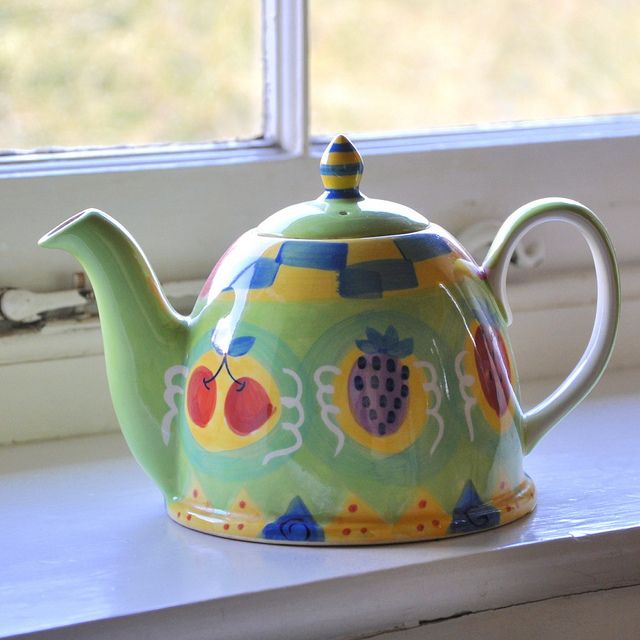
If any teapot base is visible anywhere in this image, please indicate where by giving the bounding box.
[166,476,536,546]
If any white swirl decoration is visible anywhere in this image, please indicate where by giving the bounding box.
[314,365,345,456]
[455,350,477,442]
[413,360,445,456]
[161,365,189,445]
[262,368,305,465]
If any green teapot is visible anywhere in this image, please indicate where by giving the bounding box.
[39,135,620,545]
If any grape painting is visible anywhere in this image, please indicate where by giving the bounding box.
[348,326,413,437]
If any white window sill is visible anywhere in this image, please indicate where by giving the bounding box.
[1,368,639,640]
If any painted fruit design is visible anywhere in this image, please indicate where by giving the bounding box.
[462,319,514,433]
[187,365,217,428]
[185,334,280,450]
[349,327,413,436]
[224,376,275,435]
[474,324,511,417]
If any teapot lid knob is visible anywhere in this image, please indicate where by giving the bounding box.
[256,132,430,238]
[320,134,364,201]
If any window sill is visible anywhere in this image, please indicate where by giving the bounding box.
[1,368,639,640]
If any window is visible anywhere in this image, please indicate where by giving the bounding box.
[0,0,262,150]
[310,0,640,137]
[0,1,637,444]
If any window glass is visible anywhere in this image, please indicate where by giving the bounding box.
[0,0,261,151]
[310,0,640,136]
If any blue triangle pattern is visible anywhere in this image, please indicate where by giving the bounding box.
[448,480,500,534]
[262,496,325,543]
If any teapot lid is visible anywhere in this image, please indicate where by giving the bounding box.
[257,135,429,239]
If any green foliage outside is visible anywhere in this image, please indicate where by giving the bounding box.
[310,0,640,135]
[0,0,638,151]
[0,0,261,150]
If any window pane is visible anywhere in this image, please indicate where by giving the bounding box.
[310,0,640,136]
[0,0,261,151]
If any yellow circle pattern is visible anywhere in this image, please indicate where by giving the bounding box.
[185,351,281,451]
[463,321,515,433]
[332,347,429,455]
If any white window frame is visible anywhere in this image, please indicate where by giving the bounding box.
[0,0,638,444]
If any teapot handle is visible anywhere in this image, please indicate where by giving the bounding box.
[482,197,620,454]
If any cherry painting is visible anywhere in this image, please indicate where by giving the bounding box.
[186,334,276,436]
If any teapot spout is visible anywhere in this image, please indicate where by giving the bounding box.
[39,209,189,499]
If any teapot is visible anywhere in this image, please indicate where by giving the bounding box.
[39,135,620,545]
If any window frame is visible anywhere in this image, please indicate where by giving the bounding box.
[0,0,638,445]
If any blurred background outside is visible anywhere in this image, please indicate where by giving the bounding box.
[0,0,638,151]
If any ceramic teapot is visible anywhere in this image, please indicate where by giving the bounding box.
[39,135,620,545]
